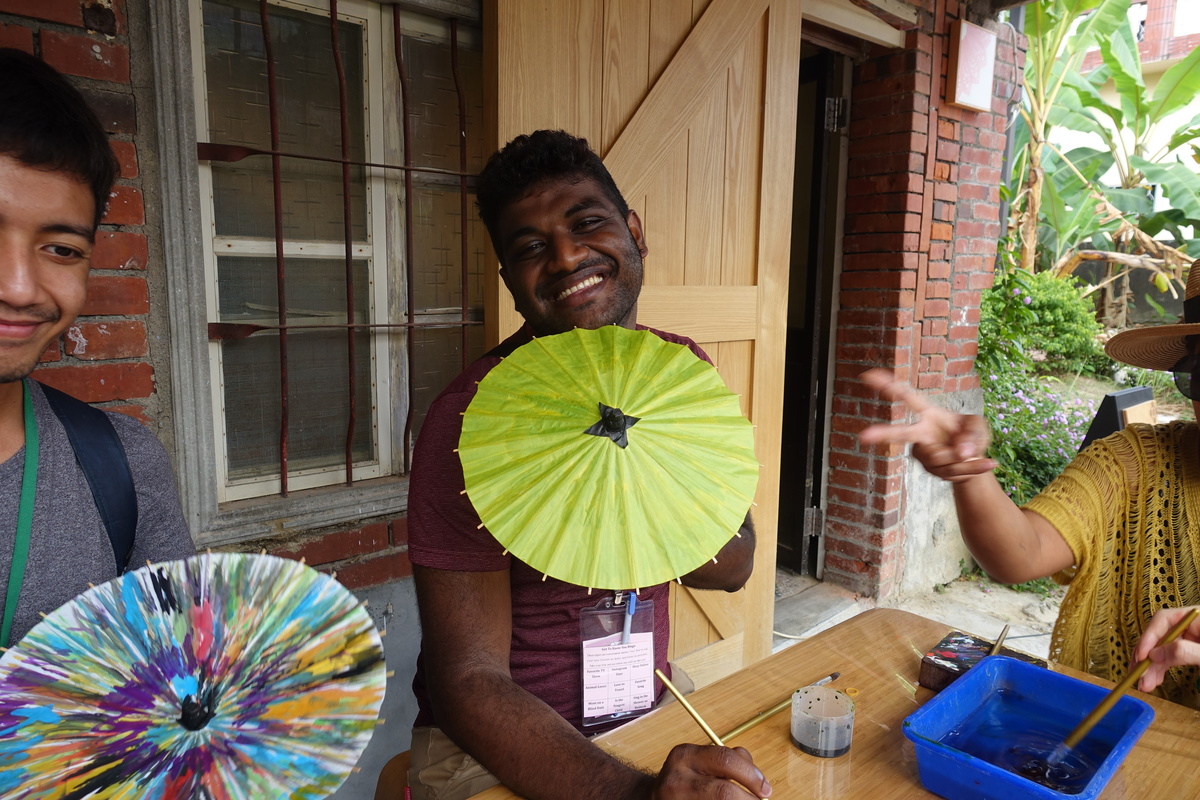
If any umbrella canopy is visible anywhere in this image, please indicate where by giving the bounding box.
[459,325,758,590]
[0,552,385,800]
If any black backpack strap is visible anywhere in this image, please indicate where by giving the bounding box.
[38,383,138,572]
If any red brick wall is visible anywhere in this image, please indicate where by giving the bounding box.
[0,1,154,421]
[823,1,1023,597]
[268,518,412,591]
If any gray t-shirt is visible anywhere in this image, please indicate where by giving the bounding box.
[0,379,195,643]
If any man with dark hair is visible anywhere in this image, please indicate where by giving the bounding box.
[407,130,768,800]
[0,49,194,647]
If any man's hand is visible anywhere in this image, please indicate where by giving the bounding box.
[1133,606,1200,694]
[649,744,771,800]
[858,368,996,482]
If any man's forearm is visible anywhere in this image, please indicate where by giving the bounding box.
[680,513,755,590]
[432,668,652,800]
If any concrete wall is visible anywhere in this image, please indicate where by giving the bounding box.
[897,386,980,595]
[332,578,422,800]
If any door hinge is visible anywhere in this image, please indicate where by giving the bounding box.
[824,97,848,132]
[803,506,824,539]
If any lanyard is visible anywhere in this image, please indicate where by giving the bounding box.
[1,382,38,647]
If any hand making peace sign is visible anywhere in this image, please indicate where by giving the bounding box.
[857,369,997,483]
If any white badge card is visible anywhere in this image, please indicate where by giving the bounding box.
[580,594,655,727]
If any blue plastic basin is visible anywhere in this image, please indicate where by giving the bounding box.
[902,655,1154,800]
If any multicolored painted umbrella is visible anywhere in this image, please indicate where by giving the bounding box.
[0,552,385,799]
[459,325,759,590]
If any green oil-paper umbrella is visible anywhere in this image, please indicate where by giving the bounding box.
[458,325,758,590]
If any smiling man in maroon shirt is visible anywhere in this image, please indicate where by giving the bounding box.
[406,130,767,800]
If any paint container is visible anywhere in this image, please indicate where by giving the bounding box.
[790,685,855,757]
[902,656,1153,800]
[920,630,1047,692]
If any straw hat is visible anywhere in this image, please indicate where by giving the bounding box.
[1105,260,1200,371]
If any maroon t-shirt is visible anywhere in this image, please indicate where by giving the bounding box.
[409,324,713,734]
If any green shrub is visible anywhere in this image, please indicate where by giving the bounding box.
[978,254,1036,376]
[981,366,1097,504]
[980,243,1102,501]
[980,255,1105,376]
[1023,271,1105,374]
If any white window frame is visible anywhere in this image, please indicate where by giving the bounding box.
[151,0,481,544]
[191,0,394,501]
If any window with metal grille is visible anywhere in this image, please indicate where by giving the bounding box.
[191,0,486,504]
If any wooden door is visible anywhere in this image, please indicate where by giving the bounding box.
[485,0,803,681]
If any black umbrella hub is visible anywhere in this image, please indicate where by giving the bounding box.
[584,403,640,449]
[179,687,218,731]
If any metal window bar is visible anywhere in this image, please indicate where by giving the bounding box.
[329,0,357,486]
[201,3,480,496]
[259,0,290,495]
[393,9,417,477]
[451,18,470,368]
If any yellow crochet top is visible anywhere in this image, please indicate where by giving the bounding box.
[1023,421,1200,709]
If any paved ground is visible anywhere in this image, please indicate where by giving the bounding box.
[773,568,1064,660]
[878,576,1062,659]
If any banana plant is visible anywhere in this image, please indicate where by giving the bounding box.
[1012,0,1128,271]
[1010,0,1200,318]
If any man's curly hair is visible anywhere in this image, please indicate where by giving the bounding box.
[476,130,630,257]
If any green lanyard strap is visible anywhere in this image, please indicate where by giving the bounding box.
[1,382,39,648]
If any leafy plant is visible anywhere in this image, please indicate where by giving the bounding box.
[1022,271,1105,373]
[1009,0,1200,325]
[979,242,1038,375]
[960,564,1064,601]
[1010,0,1129,272]
[981,255,1104,375]
[1008,576,1063,600]
[981,367,1097,504]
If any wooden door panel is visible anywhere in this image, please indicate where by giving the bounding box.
[723,26,767,286]
[601,0,652,149]
[712,341,755,420]
[603,0,772,191]
[684,90,728,287]
[637,135,689,286]
[636,286,757,343]
[488,0,802,676]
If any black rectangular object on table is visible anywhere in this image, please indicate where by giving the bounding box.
[919,630,1047,692]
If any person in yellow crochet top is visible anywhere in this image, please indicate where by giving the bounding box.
[858,265,1200,710]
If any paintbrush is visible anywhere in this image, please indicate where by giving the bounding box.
[720,671,840,741]
[656,668,773,798]
[1058,607,1199,755]
[989,624,1010,656]
[655,668,726,745]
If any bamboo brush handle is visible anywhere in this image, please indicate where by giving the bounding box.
[655,668,725,746]
[1063,607,1199,750]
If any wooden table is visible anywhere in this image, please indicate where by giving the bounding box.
[472,608,1200,799]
